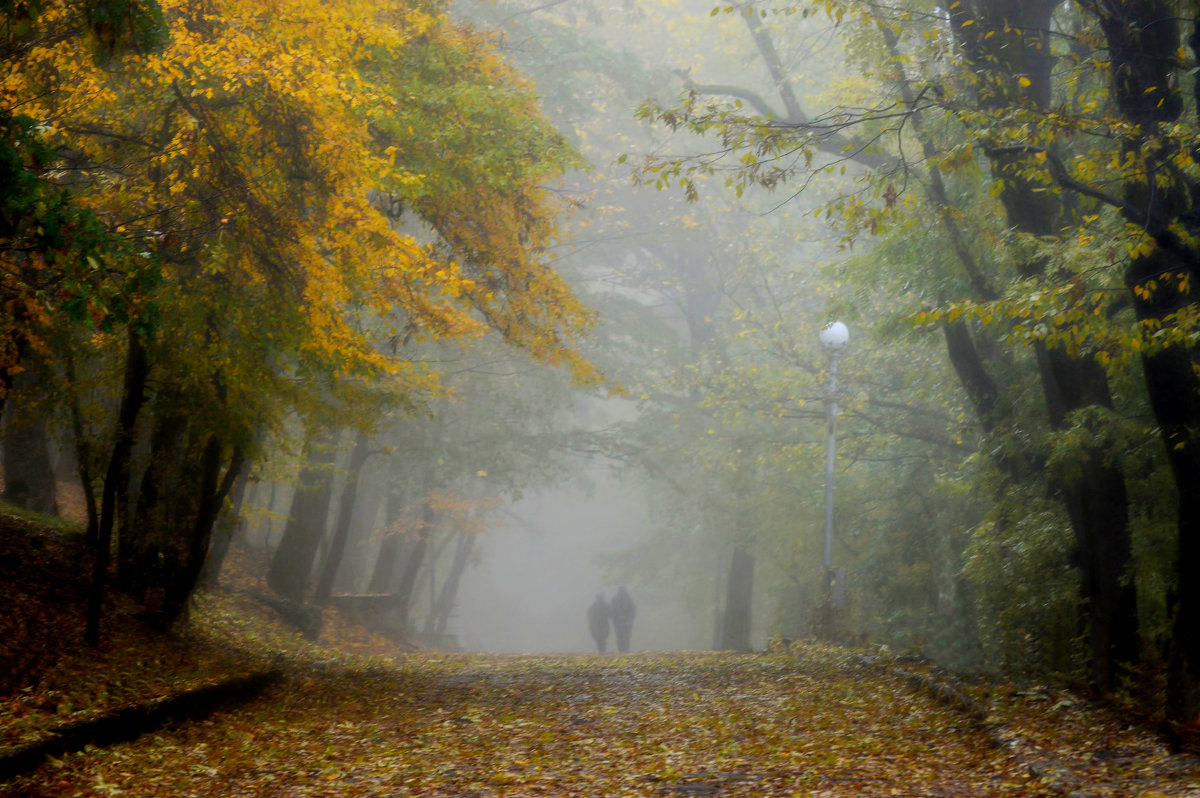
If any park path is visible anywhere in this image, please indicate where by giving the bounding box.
[4,648,1195,797]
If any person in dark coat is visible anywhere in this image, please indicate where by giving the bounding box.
[609,586,636,653]
[587,593,611,653]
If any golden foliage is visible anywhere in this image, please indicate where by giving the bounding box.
[1,0,596,427]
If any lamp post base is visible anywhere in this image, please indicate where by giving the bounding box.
[817,568,836,641]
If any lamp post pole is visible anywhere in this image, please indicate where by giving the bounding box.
[818,321,848,639]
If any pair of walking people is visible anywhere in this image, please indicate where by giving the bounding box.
[588,586,635,653]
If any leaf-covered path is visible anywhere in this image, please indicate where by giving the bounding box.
[9,647,1199,797]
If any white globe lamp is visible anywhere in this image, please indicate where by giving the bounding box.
[819,320,849,349]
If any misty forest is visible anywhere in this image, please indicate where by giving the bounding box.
[4,0,1200,793]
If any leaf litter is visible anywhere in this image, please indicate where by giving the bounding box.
[2,516,1199,796]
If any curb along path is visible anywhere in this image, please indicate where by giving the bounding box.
[0,669,282,782]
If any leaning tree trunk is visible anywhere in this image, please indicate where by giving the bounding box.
[426,529,476,636]
[394,494,435,615]
[368,522,405,594]
[86,328,150,647]
[120,410,187,601]
[367,456,414,593]
[65,352,99,545]
[336,452,387,593]
[200,465,252,590]
[159,435,244,625]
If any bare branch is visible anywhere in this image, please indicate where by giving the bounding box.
[674,69,781,119]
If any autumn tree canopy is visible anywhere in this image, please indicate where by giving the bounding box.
[0,0,599,638]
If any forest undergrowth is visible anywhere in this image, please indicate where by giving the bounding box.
[1,505,1199,797]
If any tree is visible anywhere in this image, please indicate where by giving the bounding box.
[4,0,600,642]
[266,432,339,606]
[1,0,167,406]
[1067,0,1200,727]
[629,0,1159,693]
[313,430,374,606]
[942,0,1138,694]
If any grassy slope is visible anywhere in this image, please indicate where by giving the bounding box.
[1,506,1199,796]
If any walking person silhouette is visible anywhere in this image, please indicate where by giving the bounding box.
[588,593,611,653]
[610,586,636,653]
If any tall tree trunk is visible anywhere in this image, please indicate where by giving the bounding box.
[1035,344,1139,686]
[86,328,149,648]
[65,352,99,545]
[201,464,251,590]
[1133,323,1200,724]
[368,528,404,594]
[711,551,725,651]
[267,432,338,604]
[258,480,281,552]
[414,528,459,623]
[159,438,244,625]
[1082,0,1199,718]
[120,411,187,600]
[314,430,371,606]
[941,321,1000,430]
[394,484,437,629]
[337,455,386,593]
[720,543,754,652]
[952,0,1139,691]
[427,530,476,637]
[368,457,412,593]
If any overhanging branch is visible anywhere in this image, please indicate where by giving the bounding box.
[674,69,781,119]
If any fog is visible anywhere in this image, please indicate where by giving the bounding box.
[430,0,822,657]
[454,474,699,653]
[2,0,1191,706]
[1,0,972,665]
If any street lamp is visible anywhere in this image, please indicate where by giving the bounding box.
[818,321,848,639]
